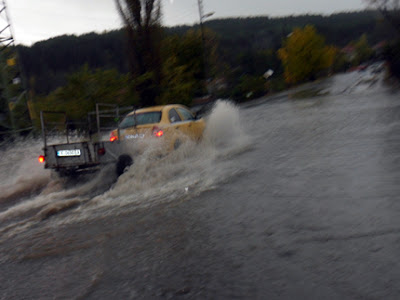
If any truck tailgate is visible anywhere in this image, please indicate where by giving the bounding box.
[45,142,95,169]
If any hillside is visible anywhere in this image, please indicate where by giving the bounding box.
[17,10,385,96]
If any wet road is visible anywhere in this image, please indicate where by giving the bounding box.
[1,70,400,299]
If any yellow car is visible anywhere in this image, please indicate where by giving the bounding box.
[110,104,206,151]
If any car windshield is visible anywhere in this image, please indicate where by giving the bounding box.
[119,111,162,129]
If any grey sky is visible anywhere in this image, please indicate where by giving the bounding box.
[6,0,365,45]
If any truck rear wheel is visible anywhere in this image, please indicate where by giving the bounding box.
[116,154,133,176]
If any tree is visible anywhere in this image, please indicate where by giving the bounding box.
[364,0,400,77]
[353,34,375,65]
[158,29,220,104]
[231,74,267,100]
[278,25,336,84]
[32,66,134,128]
[159,32,200,105]
[115,0,163,106]
[0,49,31,135]
[364,0,400,32]
[159,55,197,106]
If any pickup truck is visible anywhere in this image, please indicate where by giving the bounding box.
[38,104,134,177]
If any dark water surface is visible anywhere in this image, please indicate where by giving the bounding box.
[1,70,400,299]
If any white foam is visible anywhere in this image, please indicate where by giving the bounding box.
[60,100,252,222]
[0,101,252,234]
[0,138,51,203]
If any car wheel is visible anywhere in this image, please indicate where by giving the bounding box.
[116,154,133,176]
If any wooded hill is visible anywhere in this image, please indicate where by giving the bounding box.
[17,10,386,96]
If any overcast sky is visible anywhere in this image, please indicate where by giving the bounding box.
[5,0,366,45]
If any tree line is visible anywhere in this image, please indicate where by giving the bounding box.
[17,10,383,95]
[0,9,394,136]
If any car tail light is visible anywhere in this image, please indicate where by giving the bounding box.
[38,155,45,163]
[98,148,106,156]
[110,131,118,142]
[152,126,164,137]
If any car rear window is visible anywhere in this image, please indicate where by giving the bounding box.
[168,108,181,123]
[120,111,162,128]
[177,107,195,121]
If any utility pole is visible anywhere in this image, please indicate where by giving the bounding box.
[0,0,31,137]
[197,0,206,84]
[197,0,214,94]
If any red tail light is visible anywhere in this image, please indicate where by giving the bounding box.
[38,155,45,163]
[98,148,106,156]
[152,126,164,137]
[110,131,118,142]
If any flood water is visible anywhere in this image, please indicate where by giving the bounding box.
[1,68,400,299]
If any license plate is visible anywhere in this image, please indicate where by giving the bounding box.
[57,149,81,157]
[125,134,145,139]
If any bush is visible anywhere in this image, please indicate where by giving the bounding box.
[231,75,267,101]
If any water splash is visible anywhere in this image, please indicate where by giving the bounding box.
[322,66,387,96]
[76,100,252,220]
[0,138,51,204]
[0,100,252,235]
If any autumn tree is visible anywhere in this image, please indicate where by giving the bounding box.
[115,0,163,106]
[278,25,336,84]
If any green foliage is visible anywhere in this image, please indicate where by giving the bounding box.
[30,27,219,121]
[159,29,218,104]
[17,31,127,95]
[268,77,287,93]
[0,49,31,135]
[12,10,390,109]
[353,34,375,65]
[278,25,336,84]
[161,30,204,96]
[231,75,267,100]
[331,51,350,73]
[32,66,134,126]
[17,11,382,98]
[115,0,163,106]
[159,56,196,106]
